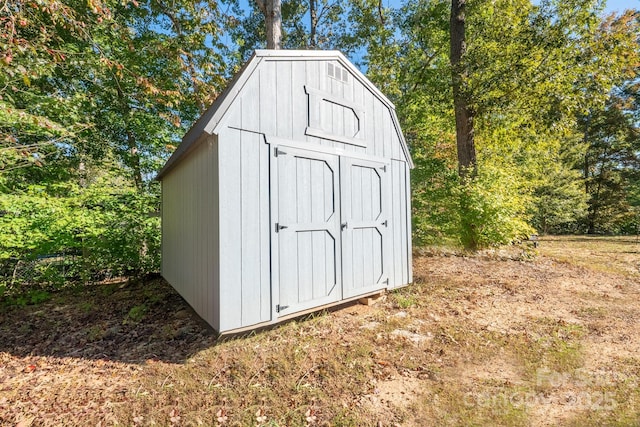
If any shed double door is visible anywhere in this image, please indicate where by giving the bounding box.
[272,145,390,316]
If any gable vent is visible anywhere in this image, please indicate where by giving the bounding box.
[327,63,349,83]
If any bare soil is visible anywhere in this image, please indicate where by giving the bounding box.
[1,236,639,426]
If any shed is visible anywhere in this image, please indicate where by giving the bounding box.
[157,50,413,335]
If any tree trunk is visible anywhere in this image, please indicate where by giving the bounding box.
[587,147,609,234]
[450,0,476,179]
[256,0,282,49]
[310,0,317,48]
[126,129,143,191]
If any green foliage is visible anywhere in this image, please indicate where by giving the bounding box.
[380,0,640,247]
[412,156,533,249]
[456,167,534,250]
[531,155,589,235]
[224,0,348,66]
[579,79,640,234]
[2,288,51,307]
[1,0,229,296]
[0,173,160,292]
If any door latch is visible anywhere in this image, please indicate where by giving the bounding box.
[381,220,388,227]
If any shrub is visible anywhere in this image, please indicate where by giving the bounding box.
[0,176,160,293]
[412,159,533,250]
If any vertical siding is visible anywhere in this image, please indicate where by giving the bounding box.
[276,61,293,139]
[390,159,410,288]
[217,124,271,332]
[291,60,307,139]
[304,60,322,147]
[405,164,413,283]
[352,76,365,146]
[259,61,277,136]
[161,135,219,331]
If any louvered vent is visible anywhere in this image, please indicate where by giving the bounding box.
[327,63,349,83]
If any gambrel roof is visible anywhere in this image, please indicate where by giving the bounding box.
[157,49,412,180]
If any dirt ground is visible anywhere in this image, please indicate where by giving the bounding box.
[1,236,639,426]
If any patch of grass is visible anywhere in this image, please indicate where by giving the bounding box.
[125,304,148,323]
[143,287,165,304]
[501,318,585,381]
[564,362,640,427]
[122,320,379,426]
[87,324,106,341]
[100,283,120,296]
[409,384,529,426]
[2,288,51,307]
[539,235,640,277]
[572,306,608,319]
[391,291,419,309]
[79,301,94,313]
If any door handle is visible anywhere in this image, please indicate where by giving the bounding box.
[341,222,348,230]
[275,223,288,232]
[381,220,388,227]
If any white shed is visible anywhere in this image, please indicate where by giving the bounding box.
[157,50,413,335]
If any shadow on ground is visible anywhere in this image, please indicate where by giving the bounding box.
[0,279,217,364]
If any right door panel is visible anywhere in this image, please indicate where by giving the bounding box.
[340,156,391,298]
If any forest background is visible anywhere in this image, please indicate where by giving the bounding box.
[1,0,639,296]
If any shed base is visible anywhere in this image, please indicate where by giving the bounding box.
[218,288,389,337]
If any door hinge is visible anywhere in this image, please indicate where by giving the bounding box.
[275,223,288,232]
[274,147,287,157]
[276,304,289,313]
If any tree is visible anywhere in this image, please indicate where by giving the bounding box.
[580,86,640,233]
[226,0,347,66]
[450,0,476,178]
[531,149,588,234]
[255,0,282,49]
[368,0,640,247]
[0,0,230,286]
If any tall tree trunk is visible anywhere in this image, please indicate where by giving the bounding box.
[310,0,317,48]
[256,0,282,49]
[126,129,143,191]
[582,118,593,233]
[587,148,609,234]
[450,0,476,179]
[582,116,591,192]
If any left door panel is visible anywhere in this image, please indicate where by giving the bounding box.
[272,146,342,316]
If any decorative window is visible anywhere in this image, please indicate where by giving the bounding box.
[304,85,365,147]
